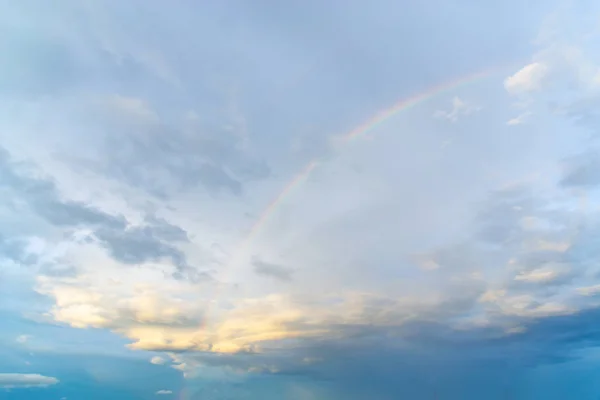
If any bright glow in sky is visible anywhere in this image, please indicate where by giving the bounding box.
[2,1,600,399]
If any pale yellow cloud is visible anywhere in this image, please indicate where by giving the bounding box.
[514,267,562,283]
[36,270,463,355]
[577,285,600,296]
[150,356,166,365]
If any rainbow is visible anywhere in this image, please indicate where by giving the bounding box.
[234,66,509,259]
[204,63,513,329]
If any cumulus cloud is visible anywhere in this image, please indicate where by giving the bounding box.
[156,389,173,395]
[0,373,59,388]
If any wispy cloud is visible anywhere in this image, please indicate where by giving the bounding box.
[0,373,59,389]
[433,96,482,122]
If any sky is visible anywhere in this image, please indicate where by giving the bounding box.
[2,0,600,399]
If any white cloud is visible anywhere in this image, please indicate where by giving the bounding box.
[433,96,481,122]
[577,285,600,296]
[15,335,31,344]
[480,293,574,318]
[504,62,549,94]
[150,356,166,365]
[156,389,173,395]
[106,95,158,124]
[506,111,532,126]
[0,373,59,388]
[514,267,563,283]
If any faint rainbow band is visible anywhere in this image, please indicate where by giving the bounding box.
[200,62,518,340]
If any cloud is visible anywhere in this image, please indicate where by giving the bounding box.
[503,3,600,132]
[506,111,532,125]
[4,1,600,398]
[151,356,167,365]
[433,96,481,122]
[68,95,271,199]
[0,146,205,281]
[514,267,566,284]
[0,234,36,266]
[156,389,173,395]
[560,150,600,188]
[15,335,31,344]
[253,258,294,282]
[31,153,600,372]
[577,285,600,296]
[504,62,549,94]
[0,373,59,388]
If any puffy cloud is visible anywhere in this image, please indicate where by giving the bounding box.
[504,62,549,94]
[0,373,59,388]
[151,356,167,365]
[156,389,173,395]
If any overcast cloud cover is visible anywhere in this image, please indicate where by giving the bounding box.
[3,0,600,399]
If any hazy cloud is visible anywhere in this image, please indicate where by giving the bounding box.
[0,373,59,388]
[253,258,294,282]
[0,146,205,281]
[560,151,600,188]
[433,96,481,122]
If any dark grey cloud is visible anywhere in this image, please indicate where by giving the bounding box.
[174,306,600,399]
[143,216,189,242]
[252,258,294,282]
[0,147,126,231]
[93,227,185,266]
[212,181,597,398]
[0,146,206,281]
